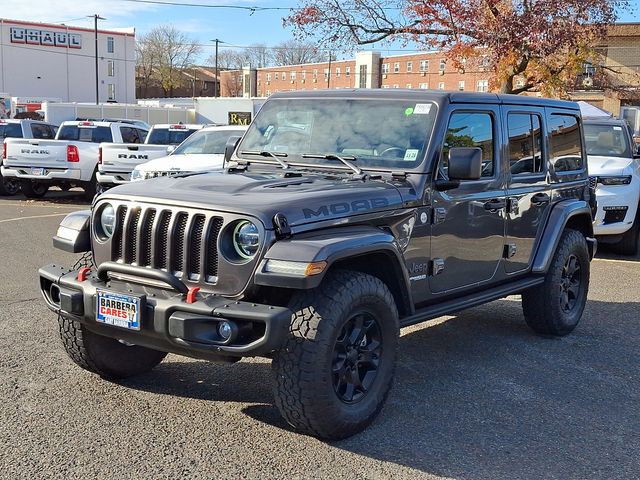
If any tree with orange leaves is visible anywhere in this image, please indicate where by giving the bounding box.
[286,0,627,96]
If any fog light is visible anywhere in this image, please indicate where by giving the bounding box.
[218,321,233,340]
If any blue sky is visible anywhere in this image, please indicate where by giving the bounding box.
[5,0,640,63]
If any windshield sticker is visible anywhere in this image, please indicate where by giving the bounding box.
[404,107,414,117]
[413,104,432,115]
[404,149,419,161]
[613,126,622,131]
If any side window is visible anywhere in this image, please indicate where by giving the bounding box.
[508,113,543,175]
[441,112,494,178]
[548,114,583,172]
[31,123,54,139]
[120,126,139,144]
[137,129,149,142]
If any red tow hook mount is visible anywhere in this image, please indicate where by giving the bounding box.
[186,287,200,304]
[77,267,91,282]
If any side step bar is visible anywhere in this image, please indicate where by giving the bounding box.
[400,277,544,328]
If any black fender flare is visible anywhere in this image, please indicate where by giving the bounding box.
[532,199,596,274]
[52,210,91,253]
[255,225,413,313]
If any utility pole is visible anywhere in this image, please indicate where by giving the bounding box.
[88,14,106,105]
[211,38,223,98]
[327,52,332,89]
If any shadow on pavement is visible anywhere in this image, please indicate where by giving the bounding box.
[119,297,639,479]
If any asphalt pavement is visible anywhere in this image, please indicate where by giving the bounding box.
[0,190,638,479]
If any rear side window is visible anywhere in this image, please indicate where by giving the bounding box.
[441,112,494,178]
[508,113,543,175]
[58,126,113,143]
[31,123,55,139]
[548,114,583,172]
[120,126,141,144]
[0,123,23,138]
[147,128,199,146]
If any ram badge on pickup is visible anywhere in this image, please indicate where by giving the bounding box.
[1,120,148,199]
[97,123,204,189]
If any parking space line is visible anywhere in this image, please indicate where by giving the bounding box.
[0,213,70,224]
[0,202,85,209]
[594,257,639,264]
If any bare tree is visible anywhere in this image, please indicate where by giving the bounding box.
[135,35,161,97]
[272,40,326,65]
[243,43,273,68]
[209,49,246,70]
[139,25,201,97]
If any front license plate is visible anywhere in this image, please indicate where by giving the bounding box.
[96,290,142,331]
[31,167,44,176]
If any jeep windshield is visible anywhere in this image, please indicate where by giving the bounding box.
[237,98,437,171]
[584,123,632,158]
[173,129,246,155]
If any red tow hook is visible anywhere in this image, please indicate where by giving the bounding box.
[186,287,200,304]
[77,267,91,282]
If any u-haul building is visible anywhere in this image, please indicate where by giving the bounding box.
[0,18,135,104]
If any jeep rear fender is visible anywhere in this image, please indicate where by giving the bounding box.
[532,199,596,274]
[255,226,413,315]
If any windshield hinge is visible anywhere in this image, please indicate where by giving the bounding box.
[273,212,292,239]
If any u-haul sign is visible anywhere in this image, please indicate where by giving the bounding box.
[10,27,82,49]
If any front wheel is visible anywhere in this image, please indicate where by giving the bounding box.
[272,270,399,440]
[613,209,640,256]
[522,228,590,336]
[20,180,48,198]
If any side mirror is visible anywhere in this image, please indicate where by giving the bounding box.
[633,144,640,159]
[448,147,483,180]
[224,136,242,164]
[166,145,176,154]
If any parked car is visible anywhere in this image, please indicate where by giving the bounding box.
[130,125,248,181]
[0,119,58,196]
[584,117,640,254]
[39,90,595,440]
[2,120,148,199]
[97,124,205,189]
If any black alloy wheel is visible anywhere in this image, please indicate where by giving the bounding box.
[559,254,581,313]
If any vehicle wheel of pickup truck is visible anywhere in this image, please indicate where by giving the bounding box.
[522,228,590,336]
[612,209,640,256]
[83,171,98,201]
[57,314,167,380]
[0,174,20,196]
[20,180,48,198]
[272,270,399,440]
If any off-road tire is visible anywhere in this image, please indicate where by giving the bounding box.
[72,251,95,271]
[20,180,48,198]
[272,270,399,440]
[57,314,167,380]
[522,228,590,336]
[613,208,640,256]
[0,173,20,196]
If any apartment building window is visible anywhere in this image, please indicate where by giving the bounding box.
[407,61,413,72]
[393,62,400,73]
[107,36,114,54]
[419,83,428,89]
[107,84,116,100]
[313,69,318,80]
[439,59,446,71]
[419,60,429,72]
[458,80,465,91]
[382,85,390,89]
[107,60,115,77]
[480,57,490,68]
[301,71,306,80]
[477,80,489,92]
[324,68,329,80]
[393,84,399,88]
[266,73,271,82]
[381,63,389,74]
[345,67,351,77]
[275,72,279,80]
[406,83,412,89]
[336,67,340,77]
[438,82,445,90]
[290,71,296,81]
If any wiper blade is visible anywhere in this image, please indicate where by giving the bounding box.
[301,153,362,175]
[240,150,290,169]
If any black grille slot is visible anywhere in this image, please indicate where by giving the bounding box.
[188,215,206,279]
[125,209,141,264]
[113,206,127,261]
[139,209,156,267]
[157,211,172,269]
[589,176,597,189]
[205,218,223,279]
[172,213,188,273]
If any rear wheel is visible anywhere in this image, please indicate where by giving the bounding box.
[83,171,98,201]
[0,172,20,196]
[522,228,590,335]
[20,180,48,198]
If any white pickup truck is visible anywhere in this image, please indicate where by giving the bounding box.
[2,120,148,199]
[0,119,58,196]
[97,123,204,189]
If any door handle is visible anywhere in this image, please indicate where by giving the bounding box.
[484,198,506,212]
[531,193,550,206]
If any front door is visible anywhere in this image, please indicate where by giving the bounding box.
[429,107,507,294]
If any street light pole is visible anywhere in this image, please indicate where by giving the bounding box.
[89,14,106,105]
[211,38,223,98]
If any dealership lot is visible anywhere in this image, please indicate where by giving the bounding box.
[0,192,638,480]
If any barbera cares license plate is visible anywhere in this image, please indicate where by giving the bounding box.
[96,291,142,330]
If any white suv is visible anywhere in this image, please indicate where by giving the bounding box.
[584,117,640,254]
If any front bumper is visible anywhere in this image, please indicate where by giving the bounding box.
[1,165,82,181]
[592,182,639,236]
[38,263,291,360]
[97,171,132,185]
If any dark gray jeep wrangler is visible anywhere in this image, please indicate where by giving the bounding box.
[39,90,596,440]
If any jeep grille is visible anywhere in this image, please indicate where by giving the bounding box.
[111,205,223,282]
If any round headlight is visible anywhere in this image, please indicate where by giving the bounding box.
[98,203,115,239]
[233,220,259,259]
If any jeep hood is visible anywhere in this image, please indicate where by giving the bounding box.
[105,170,409,228]
[587,155,634,176]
